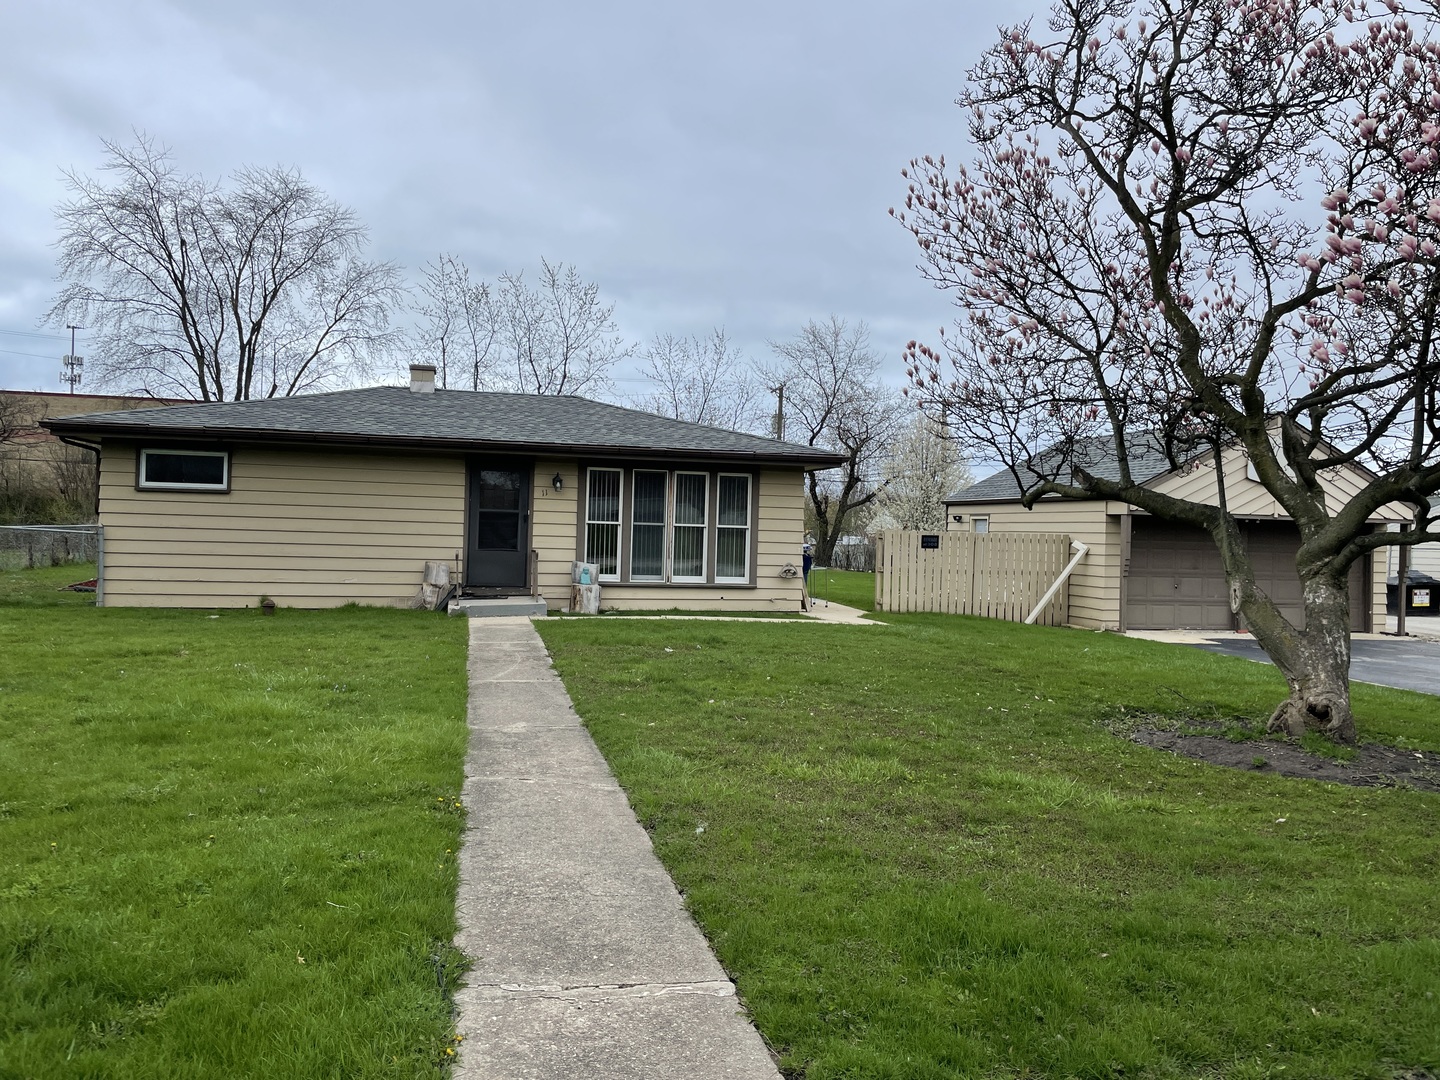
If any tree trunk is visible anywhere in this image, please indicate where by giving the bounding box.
[1248,576,1357,744]
[813,526,839,567]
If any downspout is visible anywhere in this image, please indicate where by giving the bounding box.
[1024,540,1090,625]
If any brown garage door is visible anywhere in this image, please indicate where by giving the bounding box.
[1125,518,1369,631]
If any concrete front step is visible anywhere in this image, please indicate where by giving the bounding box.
[449,597,548,618]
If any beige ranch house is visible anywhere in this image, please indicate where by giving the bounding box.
[944,437,1409,633]
[44,366,844,612]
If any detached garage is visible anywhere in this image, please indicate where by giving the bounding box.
[945,437,1408,633]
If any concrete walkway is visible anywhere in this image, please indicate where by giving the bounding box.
[452,617,781,1079]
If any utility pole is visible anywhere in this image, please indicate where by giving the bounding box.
[61,325,84,393]
[770,383,785,441]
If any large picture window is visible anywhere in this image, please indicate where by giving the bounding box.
[137,448,230,491]
[585,468,622,580]
[580,466,756,586]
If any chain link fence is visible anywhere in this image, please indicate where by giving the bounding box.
[0,525,101,571]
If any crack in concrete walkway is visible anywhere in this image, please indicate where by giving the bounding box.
[452,617,782,1079]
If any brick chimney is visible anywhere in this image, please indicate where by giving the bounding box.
[409,364,437,393]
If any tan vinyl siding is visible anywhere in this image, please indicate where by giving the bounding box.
[100,443,810,612]
[1389,537,1440,579]
[531,459,583,603]
[947,499,1120,629]
[99,442,465,608]
[1147,446,1410,522]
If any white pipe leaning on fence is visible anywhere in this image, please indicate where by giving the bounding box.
[1023,540,1089,626]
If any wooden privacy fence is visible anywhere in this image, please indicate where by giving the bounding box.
[875,530,1073,625]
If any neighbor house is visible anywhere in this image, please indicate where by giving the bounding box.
[42,365,844,610]
[944,436,1410,632]
[1387,495,1440,583]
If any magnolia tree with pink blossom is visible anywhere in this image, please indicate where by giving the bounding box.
[895,0,1440,742]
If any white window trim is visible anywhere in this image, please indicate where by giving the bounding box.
[137,448,230,492]
[671,471,709,583]
[971,516,990,534]
[715,472,751,584]
[585,467,624,582]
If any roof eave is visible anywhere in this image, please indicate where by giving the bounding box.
[41,417,848,470]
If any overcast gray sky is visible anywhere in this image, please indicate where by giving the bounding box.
[0,0,1030,397]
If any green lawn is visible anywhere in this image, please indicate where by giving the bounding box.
[537,613,1440,1079]
[807,569,875,612]
[0,566,470,1078]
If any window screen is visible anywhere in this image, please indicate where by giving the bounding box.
[586,469,622,578]
[631,470,667,581]
[672,472,708,581]
[715,474,750,582]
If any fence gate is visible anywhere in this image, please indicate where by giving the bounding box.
[874,530,1072,625]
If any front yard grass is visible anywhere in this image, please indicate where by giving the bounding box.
[0,569,470,1078]
[538,613,1440,1079]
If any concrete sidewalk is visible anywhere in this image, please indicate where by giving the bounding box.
[452,617,781,1079]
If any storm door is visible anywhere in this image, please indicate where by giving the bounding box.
[465,459,531,590]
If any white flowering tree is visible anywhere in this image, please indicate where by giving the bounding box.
[894,0,1440,742]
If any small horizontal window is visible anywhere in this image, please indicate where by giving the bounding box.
[138,448,230,491]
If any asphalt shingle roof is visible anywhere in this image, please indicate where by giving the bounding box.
[947,435,1177,503]
[44,386,847,468]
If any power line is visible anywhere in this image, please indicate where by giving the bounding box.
[0,347,62,361]
[0,328,65,341]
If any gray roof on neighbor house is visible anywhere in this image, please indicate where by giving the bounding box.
[947,435,1177,504]
[44,386,848,469]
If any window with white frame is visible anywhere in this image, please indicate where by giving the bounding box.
[580,466,756,585]
[671,472,708,582]
[137,448,230,491]
[630,470,667,581]
[715,474,750,583]
[972,516,990,534]
[585,468,622,580]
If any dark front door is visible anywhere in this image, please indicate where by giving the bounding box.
[466,460,531,590]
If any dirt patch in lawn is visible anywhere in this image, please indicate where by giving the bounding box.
[1130,724,1440,793]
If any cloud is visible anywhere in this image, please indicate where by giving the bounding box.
[0,0,1028,393]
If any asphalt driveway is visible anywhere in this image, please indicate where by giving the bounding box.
[1183,635,1440,697]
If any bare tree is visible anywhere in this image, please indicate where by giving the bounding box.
[0,395,35,446]
[763,317,904,563]
[894,0,1440,742]
[873,415,974,532]
[413,254,502,390]
[47,136,404,401]
[633,328,763,430]
[498,259,631,396]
